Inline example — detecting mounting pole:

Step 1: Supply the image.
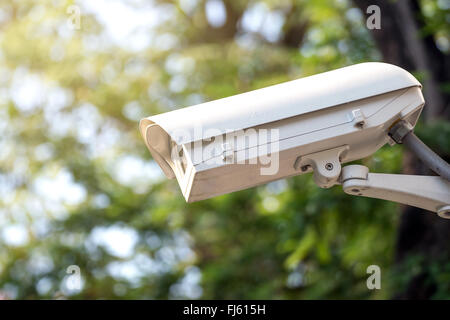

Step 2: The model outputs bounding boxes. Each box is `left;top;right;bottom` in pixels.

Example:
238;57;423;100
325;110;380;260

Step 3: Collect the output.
389;120;450;181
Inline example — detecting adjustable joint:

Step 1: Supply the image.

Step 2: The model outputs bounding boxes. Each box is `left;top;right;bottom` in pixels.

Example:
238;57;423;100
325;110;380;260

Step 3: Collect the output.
388;120;413;144
294;145;349;189
341;165;450;218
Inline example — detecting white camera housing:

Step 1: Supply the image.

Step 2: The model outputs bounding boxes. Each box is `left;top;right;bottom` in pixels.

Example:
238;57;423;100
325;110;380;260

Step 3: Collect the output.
140;62;424;202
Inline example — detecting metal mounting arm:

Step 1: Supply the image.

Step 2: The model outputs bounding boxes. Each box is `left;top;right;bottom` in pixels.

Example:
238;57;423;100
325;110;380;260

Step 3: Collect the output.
340;121;450;218
295;121;450;218
341;165;450;219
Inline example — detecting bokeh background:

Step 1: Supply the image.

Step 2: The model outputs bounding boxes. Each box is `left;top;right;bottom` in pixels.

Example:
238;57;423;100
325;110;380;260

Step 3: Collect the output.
0;0;449;299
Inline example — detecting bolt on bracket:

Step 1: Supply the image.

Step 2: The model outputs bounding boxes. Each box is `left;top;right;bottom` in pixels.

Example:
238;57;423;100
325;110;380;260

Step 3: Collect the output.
294;145;349;188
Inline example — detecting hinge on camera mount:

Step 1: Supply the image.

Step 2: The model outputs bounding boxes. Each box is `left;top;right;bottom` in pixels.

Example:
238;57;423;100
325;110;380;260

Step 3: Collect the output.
294;145;349;189
293;130;450;218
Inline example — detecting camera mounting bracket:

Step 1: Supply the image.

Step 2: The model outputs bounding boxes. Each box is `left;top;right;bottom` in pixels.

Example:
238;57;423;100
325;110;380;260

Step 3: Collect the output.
341;165;450;218
294;145;349;189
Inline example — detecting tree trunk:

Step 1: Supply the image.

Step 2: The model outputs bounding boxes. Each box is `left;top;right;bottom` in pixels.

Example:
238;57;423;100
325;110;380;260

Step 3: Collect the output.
353;0;450;299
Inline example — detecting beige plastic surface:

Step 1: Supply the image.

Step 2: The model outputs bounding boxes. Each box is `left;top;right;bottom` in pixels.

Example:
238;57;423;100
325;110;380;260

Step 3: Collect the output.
140;62;424;202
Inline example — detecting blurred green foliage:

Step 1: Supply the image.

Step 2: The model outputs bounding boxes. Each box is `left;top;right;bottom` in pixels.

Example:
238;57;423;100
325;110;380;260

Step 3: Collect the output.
0;0;448;299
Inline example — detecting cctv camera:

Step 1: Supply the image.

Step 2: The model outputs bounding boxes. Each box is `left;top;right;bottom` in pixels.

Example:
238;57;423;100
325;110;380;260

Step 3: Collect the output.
140;62;424;202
